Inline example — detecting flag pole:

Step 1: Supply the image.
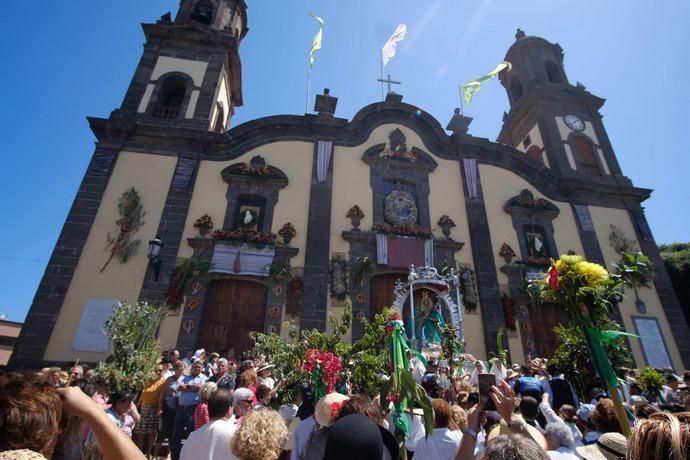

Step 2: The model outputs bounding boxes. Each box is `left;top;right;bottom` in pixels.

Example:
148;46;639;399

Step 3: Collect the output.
380;52;385;101
306;70;311;114
459;85;464;114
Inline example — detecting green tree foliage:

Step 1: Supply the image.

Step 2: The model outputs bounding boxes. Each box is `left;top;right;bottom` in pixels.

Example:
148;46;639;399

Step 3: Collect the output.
249;301;390;404
638;366;665;398
96;301;166;394
659;243;690;325
550;320;633;396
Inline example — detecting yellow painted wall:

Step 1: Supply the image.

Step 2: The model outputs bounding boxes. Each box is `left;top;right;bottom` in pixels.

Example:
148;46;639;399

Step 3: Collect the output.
178;142;313;265
43;152;178;362
480;164;584;361
428;155;484;357
480;165;584;283
589;206;684;370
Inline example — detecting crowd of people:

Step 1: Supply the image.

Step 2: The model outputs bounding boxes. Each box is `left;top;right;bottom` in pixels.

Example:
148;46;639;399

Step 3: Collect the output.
1;346;690;460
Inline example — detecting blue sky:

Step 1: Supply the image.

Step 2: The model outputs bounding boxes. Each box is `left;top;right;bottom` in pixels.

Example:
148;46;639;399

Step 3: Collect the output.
1;1;688;323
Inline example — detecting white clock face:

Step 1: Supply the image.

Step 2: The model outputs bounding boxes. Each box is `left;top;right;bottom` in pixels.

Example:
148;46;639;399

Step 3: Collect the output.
564;114;585;132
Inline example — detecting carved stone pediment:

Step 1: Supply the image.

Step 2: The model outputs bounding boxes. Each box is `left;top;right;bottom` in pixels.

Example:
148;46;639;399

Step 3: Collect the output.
361;129;438;173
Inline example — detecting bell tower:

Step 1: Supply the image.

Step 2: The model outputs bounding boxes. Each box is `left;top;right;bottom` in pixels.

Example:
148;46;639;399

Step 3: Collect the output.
497;29;623;180
114;0;248;132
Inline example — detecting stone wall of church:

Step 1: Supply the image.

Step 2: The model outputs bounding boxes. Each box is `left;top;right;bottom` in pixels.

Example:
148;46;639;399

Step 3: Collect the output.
43;152;178;362
589;205;684;370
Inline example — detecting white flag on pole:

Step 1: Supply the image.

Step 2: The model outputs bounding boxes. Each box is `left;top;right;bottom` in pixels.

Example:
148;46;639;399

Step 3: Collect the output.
381;23;407;67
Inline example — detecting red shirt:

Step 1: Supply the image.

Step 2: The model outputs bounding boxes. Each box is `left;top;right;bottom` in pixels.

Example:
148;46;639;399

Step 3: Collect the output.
193;402;209;429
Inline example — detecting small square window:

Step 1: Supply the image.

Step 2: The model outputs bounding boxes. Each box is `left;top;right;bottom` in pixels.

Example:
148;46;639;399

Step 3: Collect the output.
522;135;532;148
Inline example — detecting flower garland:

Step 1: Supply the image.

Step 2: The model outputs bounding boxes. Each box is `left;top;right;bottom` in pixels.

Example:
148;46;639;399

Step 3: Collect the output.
212;228;276;247
372;223;433;238
302;349;342;403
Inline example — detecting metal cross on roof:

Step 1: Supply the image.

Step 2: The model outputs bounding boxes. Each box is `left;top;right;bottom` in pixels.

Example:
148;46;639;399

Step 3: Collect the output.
377;73;401;94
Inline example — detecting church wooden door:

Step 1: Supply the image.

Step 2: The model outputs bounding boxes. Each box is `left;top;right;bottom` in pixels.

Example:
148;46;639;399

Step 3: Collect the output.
370;274;406;319
530;303;570;358
198;279;267;354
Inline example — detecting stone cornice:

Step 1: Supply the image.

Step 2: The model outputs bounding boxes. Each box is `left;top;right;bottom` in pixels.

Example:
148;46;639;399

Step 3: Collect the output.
87;100;651;208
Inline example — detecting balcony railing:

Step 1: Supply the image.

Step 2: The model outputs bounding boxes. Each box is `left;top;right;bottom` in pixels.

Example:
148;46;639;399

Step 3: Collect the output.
153;105;180;119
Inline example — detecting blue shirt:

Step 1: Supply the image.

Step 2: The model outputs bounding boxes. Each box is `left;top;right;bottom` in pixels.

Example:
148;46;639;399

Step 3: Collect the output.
178;373;208;406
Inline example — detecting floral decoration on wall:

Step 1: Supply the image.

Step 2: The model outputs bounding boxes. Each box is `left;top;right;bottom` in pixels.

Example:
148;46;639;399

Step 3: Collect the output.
372;223;432;238
329;256;349;300
100;187;146;273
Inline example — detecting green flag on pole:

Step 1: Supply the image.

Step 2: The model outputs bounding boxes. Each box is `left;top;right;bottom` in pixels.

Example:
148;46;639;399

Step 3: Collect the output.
460;61;512;105
308;13;324;72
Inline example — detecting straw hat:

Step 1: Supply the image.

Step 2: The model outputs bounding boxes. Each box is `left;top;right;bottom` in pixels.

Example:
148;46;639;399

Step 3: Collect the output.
314;392;350;427
505;369;520;380
257;362;275;373
486;420;548;450
576;432;627;460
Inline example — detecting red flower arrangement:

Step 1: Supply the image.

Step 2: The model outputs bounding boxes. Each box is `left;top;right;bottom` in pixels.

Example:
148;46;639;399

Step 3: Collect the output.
548;265;559;290
385;311;404;334
212;228;277;246
372;223;433;238
303;349;342;395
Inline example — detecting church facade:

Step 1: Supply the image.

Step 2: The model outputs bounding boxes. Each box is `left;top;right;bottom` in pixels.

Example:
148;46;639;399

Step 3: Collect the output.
10;1;689;370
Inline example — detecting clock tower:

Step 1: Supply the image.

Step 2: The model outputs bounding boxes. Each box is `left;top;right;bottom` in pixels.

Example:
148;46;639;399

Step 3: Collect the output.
497;29;624;181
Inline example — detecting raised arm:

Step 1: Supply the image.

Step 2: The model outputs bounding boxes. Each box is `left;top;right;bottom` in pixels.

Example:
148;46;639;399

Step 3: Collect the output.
58;387;146;460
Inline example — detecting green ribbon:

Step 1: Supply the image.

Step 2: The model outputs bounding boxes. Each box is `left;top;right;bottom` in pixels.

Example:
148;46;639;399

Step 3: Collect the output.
583;326;639;388
311;364;326;404
591;329;640;343
389;321;412;438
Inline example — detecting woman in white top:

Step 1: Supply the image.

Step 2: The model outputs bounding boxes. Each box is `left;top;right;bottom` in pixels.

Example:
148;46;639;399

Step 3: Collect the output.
413;399;462;460
539;393;583;446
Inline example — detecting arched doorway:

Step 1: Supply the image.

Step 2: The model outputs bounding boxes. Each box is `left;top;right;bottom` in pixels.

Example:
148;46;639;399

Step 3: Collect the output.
198;279;268;354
